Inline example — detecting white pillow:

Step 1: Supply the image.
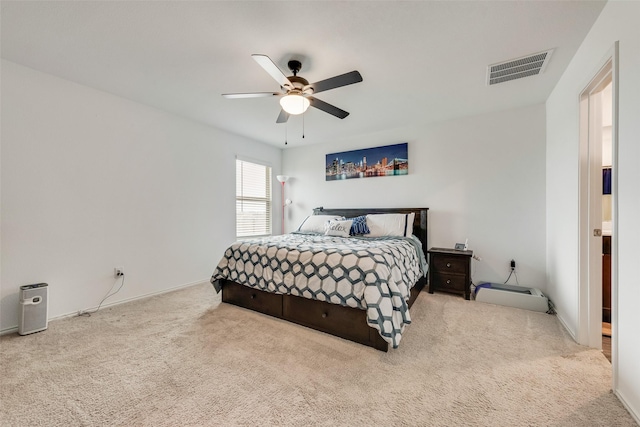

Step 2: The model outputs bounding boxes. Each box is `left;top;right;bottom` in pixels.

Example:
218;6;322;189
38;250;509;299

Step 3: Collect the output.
366;213;415;237
324;219;353;237
297;215;343;234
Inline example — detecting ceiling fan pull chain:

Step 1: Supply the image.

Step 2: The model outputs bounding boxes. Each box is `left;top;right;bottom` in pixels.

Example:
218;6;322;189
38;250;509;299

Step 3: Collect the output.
302;112;305;139
285;121;288;145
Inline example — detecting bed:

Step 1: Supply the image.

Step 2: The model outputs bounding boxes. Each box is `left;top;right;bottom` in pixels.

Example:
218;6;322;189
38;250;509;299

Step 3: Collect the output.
210;207;429;351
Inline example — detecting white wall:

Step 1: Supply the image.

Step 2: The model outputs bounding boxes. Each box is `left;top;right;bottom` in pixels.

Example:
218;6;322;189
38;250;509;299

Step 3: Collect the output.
283;104;546;290
546;1;640;421
0;60;281;331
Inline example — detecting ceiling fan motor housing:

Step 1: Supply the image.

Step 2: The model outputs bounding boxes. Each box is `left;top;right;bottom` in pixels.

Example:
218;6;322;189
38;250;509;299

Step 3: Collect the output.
287;75;312;93
285;60;314;94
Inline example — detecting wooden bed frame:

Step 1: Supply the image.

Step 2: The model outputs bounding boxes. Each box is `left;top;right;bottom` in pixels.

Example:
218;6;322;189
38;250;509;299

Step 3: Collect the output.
220;207;429;352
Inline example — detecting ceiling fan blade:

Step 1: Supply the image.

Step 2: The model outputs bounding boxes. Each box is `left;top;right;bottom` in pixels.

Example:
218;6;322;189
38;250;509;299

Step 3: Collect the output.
307;96;349;119
222;92;280;99
276;109;290;123
308;71;363;94
252;54;294;89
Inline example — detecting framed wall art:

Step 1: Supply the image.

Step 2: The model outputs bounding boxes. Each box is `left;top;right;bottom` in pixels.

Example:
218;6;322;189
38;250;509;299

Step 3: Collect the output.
325;142;408;181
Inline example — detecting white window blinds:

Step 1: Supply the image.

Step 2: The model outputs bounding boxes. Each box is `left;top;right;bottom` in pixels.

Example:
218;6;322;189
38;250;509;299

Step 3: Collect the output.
236;159;272;238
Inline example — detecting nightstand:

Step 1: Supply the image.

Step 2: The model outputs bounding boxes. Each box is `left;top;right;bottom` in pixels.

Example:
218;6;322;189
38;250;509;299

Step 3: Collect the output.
428;247;473;300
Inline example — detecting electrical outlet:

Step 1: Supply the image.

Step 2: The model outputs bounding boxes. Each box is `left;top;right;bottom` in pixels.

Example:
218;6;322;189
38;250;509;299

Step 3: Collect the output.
510;259;516;270
114;267;124;278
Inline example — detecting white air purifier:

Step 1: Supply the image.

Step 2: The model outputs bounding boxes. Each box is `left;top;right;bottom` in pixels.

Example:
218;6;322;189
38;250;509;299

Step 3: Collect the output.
19;283;49;335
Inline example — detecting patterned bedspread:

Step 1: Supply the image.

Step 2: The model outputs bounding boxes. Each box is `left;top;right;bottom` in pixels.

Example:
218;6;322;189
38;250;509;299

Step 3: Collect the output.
210;233;427;348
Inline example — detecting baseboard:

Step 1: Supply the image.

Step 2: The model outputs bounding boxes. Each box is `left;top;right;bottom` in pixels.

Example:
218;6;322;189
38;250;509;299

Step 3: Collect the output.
554;309;577;342
0;279;209;336
615;389;640;425
1;326;19;335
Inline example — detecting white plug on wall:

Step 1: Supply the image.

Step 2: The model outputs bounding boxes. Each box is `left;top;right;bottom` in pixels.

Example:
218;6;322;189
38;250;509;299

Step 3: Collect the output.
114;267;124;278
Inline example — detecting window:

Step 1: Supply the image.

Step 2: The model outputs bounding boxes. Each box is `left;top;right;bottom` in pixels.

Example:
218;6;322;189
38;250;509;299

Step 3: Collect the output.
236;159;272;238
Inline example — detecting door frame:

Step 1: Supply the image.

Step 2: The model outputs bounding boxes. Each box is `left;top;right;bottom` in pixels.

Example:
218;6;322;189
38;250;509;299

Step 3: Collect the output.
577;42;618;386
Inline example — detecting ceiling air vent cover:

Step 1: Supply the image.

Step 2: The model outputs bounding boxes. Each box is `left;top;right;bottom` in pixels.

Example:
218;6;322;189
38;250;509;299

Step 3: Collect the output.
487;49;554;86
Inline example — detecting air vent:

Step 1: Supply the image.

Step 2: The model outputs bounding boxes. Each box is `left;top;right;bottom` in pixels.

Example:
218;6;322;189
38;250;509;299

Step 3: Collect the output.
487;49;554;86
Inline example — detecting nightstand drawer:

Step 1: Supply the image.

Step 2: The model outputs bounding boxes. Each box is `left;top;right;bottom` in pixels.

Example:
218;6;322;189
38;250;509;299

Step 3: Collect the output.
432;257;467;275
433;273;467;292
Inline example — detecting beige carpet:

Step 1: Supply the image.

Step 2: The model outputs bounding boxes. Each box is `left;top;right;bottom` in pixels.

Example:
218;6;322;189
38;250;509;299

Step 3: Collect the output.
0;283;636;426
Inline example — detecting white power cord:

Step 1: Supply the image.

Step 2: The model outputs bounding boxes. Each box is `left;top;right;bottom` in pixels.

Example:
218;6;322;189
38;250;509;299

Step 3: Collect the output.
78;273;126;317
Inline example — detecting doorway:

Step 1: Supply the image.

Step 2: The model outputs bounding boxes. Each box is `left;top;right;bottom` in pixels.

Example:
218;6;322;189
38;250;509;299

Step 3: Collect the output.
578;42;618;379
600;81;613;362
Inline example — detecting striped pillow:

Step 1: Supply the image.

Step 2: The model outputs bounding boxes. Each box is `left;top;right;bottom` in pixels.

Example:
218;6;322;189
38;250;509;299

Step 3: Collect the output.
366;213;415;237
347;215;370;236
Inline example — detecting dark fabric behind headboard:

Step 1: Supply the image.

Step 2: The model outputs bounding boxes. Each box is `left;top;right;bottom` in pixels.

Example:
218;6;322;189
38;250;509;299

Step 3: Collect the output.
312;207;429;255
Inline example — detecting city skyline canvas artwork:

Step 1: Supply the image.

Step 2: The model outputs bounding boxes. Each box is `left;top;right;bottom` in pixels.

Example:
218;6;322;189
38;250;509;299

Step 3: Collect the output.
325;143;408;181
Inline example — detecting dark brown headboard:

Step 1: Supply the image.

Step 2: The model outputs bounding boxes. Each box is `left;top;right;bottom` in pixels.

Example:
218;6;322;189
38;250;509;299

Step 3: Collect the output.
312;207;429;255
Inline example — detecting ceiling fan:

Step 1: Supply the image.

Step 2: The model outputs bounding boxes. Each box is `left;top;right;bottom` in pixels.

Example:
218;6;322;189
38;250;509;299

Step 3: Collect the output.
222;54;363;123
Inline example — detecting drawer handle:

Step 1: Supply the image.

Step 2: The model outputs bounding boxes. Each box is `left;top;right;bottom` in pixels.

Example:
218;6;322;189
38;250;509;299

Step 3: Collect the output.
250;293;256;299
322;312;328;318
446;279;451;284
446;262;451;268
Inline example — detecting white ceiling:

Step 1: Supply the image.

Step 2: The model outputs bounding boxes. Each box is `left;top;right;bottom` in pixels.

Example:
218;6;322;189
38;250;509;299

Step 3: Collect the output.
1;1;606;147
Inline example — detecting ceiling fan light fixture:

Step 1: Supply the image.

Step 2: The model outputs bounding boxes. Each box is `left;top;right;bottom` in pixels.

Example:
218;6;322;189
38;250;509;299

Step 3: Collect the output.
280;93;310;115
